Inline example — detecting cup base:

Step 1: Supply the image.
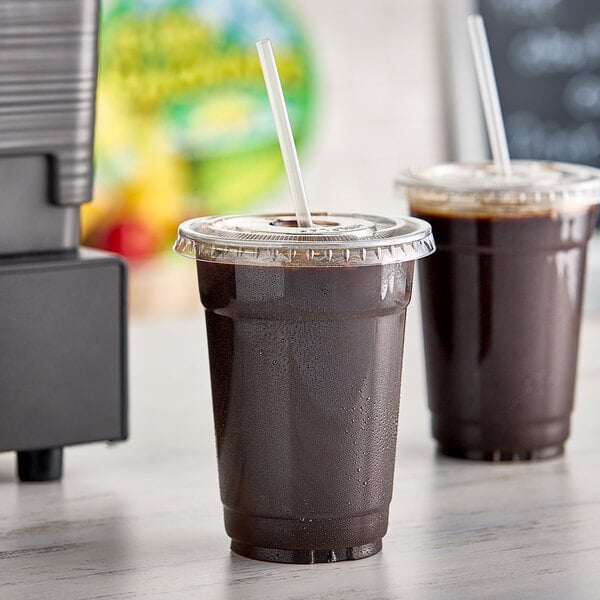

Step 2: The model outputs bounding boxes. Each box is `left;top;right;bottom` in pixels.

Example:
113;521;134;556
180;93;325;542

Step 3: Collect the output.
438;444;564;462
230;539;382;564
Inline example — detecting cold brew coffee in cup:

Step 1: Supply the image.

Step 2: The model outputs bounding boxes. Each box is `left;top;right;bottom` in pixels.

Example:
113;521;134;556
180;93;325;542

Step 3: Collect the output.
174;212;434;562
398;160;600;461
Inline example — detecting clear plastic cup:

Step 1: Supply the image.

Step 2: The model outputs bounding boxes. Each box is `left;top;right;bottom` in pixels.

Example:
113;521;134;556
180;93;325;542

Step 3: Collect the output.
174;212;434;563
397;160;600;461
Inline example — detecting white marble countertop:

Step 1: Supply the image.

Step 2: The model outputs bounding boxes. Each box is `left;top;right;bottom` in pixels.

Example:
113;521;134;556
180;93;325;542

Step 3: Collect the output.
1;304;599;600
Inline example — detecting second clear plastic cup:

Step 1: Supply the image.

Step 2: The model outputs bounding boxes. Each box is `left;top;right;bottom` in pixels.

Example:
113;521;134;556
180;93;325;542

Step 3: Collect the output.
174;212;434;563
398;160;600;461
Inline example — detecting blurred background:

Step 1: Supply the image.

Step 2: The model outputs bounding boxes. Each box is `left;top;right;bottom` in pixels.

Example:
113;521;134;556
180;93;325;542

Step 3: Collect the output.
83;0;600;317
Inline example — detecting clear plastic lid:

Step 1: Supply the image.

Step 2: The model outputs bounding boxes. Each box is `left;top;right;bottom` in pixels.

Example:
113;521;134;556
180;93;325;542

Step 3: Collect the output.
174;212;435;266
397;160;600;214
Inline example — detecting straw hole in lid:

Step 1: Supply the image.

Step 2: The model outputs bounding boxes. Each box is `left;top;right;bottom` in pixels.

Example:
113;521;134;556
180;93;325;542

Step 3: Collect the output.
270;216;342;228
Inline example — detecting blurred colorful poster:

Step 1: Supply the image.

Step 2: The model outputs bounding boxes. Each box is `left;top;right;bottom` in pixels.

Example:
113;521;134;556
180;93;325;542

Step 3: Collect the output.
83;0;316;258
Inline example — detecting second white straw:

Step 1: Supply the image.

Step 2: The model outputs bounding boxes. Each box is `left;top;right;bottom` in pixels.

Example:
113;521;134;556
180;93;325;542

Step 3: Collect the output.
467;14;512;176
256;38;313;227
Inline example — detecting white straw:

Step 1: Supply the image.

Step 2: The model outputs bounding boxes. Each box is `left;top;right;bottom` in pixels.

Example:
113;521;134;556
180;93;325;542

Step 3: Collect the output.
256;39;313;227
467;14;512;176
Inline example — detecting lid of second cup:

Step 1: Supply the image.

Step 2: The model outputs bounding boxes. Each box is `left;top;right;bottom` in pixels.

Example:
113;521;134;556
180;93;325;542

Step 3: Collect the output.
397;160;600;214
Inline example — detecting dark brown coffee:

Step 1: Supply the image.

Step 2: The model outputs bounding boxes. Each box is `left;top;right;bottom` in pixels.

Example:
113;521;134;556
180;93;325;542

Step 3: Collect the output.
197;261;413;562
411;205;597;460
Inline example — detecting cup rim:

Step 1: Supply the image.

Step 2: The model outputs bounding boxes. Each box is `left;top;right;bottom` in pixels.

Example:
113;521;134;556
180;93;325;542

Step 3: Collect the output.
173;212;436;266
396;160;600;213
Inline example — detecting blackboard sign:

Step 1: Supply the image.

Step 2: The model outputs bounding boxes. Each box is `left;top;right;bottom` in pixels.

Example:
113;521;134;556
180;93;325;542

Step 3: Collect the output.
479;0;600;168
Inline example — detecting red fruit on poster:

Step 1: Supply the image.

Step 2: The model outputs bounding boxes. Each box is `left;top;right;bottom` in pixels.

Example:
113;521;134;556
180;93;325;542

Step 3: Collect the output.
97;220;157;259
